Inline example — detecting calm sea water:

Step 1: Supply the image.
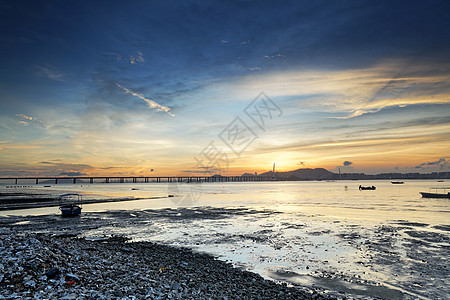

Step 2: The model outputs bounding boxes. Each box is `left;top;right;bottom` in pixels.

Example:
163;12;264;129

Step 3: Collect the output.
2;180;448;224
1;180;449;299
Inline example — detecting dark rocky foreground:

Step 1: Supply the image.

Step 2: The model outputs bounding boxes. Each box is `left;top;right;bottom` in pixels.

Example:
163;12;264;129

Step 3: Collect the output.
0;232;331;299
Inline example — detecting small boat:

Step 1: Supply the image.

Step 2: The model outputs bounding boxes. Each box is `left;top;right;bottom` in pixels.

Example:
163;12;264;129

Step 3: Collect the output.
359;185;376;190
59;193;82;217
391;181;404;184
420;187;450;199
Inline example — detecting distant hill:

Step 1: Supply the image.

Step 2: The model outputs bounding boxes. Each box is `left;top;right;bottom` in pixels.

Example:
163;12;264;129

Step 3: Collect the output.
257;168;335;180
241;172;257;177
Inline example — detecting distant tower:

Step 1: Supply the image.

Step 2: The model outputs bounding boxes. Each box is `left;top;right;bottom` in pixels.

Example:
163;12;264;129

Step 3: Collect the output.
272;163;276;181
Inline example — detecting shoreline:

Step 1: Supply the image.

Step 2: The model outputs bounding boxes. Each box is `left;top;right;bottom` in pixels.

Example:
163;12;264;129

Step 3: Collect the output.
0;194;170;211
1;197;448;299
0;232;329;299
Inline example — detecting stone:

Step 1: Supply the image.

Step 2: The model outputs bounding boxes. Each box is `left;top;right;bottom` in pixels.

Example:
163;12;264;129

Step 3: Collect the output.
59;293;77;300
45;267;60;279
24;280;36;287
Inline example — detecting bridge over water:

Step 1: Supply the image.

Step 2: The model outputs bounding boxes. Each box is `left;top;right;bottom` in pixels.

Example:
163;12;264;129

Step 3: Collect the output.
0;176;281;185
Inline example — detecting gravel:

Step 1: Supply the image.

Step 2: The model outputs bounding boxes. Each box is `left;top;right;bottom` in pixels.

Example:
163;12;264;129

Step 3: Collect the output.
0;231;331;299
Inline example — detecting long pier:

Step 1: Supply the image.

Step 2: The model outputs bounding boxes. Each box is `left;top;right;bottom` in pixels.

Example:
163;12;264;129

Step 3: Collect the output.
0;176;283;185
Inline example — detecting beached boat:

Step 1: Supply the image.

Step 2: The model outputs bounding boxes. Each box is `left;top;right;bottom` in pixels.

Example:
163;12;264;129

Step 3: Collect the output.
391;181;404;184
420;187;450;199
59;193;82;217
359;185;376;190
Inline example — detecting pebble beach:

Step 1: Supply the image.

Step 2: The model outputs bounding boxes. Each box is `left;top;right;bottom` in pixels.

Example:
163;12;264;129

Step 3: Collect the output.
0;231;328;300
1;181;449;299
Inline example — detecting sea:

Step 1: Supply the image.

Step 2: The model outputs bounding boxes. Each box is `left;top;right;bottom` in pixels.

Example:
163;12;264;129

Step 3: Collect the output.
1;180;449;299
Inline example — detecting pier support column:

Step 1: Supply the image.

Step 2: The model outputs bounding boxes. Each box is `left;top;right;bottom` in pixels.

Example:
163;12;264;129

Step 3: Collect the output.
36;179;39;184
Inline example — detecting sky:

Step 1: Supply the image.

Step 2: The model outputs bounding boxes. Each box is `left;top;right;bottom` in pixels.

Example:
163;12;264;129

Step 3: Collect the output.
0;0;449;177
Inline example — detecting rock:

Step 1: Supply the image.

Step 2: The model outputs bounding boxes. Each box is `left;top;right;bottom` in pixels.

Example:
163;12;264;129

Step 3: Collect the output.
65;274;80;282
59;248;74;256
24;280;36;287
171;281;180;291
59;293;77;300
45;267;60;279
0;227;330;300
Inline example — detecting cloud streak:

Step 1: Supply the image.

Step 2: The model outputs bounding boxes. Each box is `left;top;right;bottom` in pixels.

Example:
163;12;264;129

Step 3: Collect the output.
115;83;175;117
16;113;42;126
16;114;33;121
415;158;447;169
229;61;450;119
35;65;65;81
130;51;145;64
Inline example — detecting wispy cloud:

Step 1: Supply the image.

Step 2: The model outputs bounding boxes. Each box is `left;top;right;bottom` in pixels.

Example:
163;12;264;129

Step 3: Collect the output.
336;94;450;119
115;83;175;116
249;67;261;71
130;51;145;64
16;114;33;121
264;53;282;59
415;158;447;169
16;113;42;126
35;64;65;81
0;141;10;151
230;61;450;118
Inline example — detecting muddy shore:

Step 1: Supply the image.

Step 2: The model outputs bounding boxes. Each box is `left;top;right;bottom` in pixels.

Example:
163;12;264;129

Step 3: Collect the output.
0;231;330;299
2;204;448;299
0;192;167;211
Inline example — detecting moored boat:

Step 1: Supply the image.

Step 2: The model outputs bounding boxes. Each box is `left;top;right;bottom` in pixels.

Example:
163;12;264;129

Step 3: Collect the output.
59;193;82;217
359;185;376;190
420;187;450;199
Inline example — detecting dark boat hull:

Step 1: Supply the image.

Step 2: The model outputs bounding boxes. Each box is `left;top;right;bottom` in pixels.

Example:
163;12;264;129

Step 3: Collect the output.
420;192;450;199
359;186;376;190
60;205;82;217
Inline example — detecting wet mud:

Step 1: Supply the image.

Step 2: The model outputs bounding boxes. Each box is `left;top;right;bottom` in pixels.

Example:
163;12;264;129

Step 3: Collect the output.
1;206;449;299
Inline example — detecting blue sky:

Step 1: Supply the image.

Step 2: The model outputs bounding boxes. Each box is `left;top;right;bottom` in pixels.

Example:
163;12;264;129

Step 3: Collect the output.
0;0;449;176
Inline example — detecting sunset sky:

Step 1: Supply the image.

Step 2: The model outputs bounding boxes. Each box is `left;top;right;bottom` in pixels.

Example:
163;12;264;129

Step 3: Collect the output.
0;0;449;177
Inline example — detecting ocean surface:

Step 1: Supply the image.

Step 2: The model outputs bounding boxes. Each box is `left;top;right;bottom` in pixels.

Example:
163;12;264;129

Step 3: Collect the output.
1;180;449;299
